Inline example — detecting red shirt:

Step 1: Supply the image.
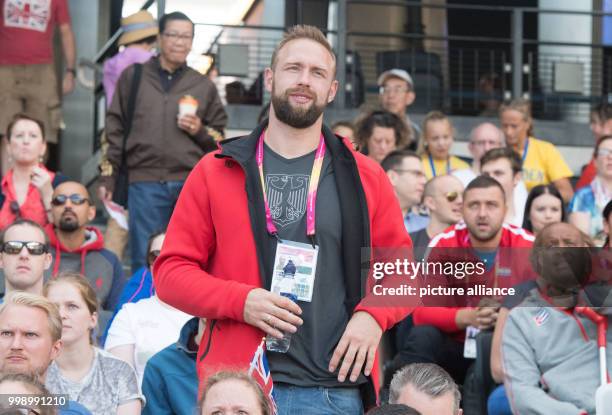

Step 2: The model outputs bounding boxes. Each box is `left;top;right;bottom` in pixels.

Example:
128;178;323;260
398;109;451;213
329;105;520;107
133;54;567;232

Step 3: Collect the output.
0;166;54;229
414;222;535;334
0;0;71;65
576;158;596;190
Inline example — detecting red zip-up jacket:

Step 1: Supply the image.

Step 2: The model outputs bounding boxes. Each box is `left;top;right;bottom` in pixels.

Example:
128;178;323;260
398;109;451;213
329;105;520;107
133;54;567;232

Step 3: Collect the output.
154;124;414;405
415;222;535;335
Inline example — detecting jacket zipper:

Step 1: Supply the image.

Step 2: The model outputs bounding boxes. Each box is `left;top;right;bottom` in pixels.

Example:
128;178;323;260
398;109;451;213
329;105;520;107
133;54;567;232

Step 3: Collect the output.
199;319;217;362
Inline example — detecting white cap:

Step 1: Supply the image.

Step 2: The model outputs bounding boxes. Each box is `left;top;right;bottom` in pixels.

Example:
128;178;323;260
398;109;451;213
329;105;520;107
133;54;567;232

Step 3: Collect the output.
377;69;414;88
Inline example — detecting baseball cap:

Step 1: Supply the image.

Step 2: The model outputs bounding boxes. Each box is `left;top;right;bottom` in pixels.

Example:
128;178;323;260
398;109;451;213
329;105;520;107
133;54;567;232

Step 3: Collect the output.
377;69;414;88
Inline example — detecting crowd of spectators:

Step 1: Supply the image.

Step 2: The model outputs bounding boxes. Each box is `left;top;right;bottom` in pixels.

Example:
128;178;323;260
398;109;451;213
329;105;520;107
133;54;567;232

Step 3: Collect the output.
0;3;611;415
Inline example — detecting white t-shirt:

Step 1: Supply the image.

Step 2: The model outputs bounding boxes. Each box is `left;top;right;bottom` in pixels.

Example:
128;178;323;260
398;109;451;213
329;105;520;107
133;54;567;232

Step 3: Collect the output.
104;296;192;384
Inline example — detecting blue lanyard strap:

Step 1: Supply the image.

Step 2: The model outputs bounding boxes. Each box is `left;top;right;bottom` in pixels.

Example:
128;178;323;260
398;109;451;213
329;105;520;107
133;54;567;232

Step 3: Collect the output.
521;138;529;164
429;154;451;177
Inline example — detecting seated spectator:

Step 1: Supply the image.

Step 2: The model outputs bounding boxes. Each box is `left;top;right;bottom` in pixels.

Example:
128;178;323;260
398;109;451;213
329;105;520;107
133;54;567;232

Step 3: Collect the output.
487;222;592;415
603;199;612;247
377;69;420;144
356;110;411;163
388;177;533;385
410;175;464;261
141;317;203;415
200;371;271;415
108;229;166;326
105;252;192;383
499;98;574;202
418;112;469;179
522;184;566;235
569;135;612;245
389;363;462;415
481;147;527;227
502;223;604;415
452;122;505;187
0;114;68;230
44;273;143;415
0;291;92;414
576;103;612;189
367;403;422;415
0;373;71;415
0;219;51;297
381;150;428;233
332;120;357;149
46;181;125;330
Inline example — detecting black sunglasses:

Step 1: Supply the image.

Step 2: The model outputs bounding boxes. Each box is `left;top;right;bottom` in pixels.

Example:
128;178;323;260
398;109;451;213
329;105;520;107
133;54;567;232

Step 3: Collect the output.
51;194;90;207
1;241;48;255
148;249;161;267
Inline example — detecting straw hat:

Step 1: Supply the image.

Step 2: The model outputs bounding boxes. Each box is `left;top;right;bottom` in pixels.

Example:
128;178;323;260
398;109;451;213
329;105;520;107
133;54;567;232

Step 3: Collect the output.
118;10;158;47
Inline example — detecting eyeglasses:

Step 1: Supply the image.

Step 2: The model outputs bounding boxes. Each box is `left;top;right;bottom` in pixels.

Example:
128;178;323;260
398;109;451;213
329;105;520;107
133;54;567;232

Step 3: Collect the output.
471;140;501;148
51;194;90;207
148;249;161;267
442;191;462;202
162;32;193;42
597;148;612;158
379;86;410;95
393;169;426;179
1;241;48;255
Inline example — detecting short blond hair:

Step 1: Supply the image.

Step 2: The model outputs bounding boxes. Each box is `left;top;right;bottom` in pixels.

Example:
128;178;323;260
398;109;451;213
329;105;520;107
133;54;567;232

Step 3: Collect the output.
0;292;62;343
270;25;336;72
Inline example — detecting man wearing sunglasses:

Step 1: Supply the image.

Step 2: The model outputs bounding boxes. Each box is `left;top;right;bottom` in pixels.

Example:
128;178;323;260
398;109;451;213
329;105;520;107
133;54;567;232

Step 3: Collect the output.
410;175;464;262
46;182;125;334
0;219;51;299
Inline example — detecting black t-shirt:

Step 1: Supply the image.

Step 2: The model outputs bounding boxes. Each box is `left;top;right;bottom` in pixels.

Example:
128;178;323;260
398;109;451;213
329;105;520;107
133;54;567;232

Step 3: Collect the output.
409;228;431;262
259;144;366;387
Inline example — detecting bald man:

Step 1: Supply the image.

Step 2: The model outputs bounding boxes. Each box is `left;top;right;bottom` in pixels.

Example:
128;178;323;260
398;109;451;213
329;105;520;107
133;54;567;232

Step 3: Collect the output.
46;181;125;331
452;122;505;187
410;175;464;261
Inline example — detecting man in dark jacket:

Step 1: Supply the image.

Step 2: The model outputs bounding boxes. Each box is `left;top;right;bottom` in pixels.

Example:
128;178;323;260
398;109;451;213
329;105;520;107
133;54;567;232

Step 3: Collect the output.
100;11;227;272
46;181;124;332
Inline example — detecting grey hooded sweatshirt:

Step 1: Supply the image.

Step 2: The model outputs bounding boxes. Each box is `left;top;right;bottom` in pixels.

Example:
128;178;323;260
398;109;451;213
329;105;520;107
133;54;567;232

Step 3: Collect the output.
502;288;612;415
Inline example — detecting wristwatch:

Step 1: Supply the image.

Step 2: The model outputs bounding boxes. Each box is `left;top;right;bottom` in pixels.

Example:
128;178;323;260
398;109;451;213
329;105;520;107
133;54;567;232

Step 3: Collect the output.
66;68;76;76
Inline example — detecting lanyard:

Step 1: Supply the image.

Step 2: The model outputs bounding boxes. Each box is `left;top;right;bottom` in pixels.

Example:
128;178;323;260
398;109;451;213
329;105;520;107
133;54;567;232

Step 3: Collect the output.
521;138;529;164
256;131;326;238
429;154;451;177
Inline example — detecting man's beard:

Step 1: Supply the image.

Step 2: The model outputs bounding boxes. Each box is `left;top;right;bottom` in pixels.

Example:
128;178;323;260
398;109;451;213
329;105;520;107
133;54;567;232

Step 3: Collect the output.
58;214;79;232
271;87;326;129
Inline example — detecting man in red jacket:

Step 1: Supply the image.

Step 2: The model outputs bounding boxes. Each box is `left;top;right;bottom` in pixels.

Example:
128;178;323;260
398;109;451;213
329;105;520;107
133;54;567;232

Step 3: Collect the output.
386;175;534;385
154;25;413;413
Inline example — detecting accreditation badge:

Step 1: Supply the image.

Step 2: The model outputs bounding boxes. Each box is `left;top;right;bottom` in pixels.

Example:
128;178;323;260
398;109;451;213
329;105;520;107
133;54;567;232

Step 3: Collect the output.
463;326;480;359
270;240;319;302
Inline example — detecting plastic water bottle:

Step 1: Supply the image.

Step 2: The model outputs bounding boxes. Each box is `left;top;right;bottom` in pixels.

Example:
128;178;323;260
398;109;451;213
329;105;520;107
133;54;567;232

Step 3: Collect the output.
266;273;298;353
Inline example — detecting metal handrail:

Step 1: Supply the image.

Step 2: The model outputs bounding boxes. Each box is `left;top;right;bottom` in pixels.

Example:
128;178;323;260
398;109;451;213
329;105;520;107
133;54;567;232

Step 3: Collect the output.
347;0;612;16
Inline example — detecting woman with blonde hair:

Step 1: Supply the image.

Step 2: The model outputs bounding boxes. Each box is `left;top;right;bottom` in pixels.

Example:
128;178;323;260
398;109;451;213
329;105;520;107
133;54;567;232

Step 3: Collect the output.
418;111;469;179
44;272;143;415
499;98;574;202
200;371;272;415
